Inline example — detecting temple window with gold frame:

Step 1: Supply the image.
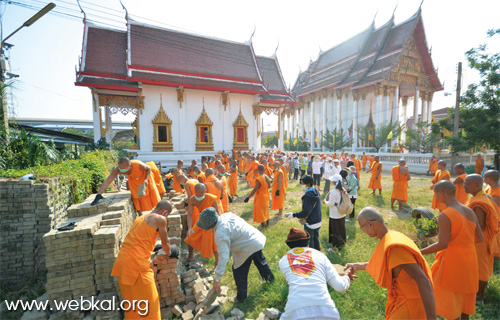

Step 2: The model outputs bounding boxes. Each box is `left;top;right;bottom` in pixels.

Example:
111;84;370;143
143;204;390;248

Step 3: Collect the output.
195;102;214;151
233;108;249;150
152;95;173;151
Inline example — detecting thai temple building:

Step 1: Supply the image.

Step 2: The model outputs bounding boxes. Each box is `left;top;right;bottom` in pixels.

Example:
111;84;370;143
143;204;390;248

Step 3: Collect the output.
75;18;293;162
289;8;443;152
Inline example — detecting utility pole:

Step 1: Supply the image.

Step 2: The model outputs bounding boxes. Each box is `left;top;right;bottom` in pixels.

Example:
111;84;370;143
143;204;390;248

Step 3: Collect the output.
452;62;462;168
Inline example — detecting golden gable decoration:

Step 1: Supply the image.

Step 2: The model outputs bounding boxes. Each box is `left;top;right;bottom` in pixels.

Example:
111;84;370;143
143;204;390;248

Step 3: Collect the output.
233;106;249;150
195;98;214;151
152;94;173;151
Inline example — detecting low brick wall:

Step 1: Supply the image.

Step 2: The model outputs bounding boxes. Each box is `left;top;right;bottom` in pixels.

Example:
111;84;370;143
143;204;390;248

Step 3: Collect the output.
0;178;71;287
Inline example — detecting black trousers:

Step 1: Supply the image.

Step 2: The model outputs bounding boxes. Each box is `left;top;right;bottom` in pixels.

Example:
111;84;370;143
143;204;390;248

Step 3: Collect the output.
294;168;299;180
349;197;357;219
233;250;274;301
304;225;320;251
313;173;322;186
323;179;331;194
300;169;306;177
329;217;346;249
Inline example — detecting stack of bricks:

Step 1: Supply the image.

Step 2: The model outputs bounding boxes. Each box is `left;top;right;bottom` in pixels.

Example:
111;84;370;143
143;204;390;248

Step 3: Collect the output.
0;178;71;288
92;225;121;297
43;213;102;305
168;192;189;239
152;247;185;308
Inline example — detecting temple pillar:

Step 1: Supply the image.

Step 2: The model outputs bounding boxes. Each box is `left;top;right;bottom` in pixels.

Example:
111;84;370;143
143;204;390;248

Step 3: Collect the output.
104;107;112;148
413;87;419;129
421;91;428;126
392;87;399;124
336;90;342;132
300;106;304;137
383;87;390;124
427;92;434;123
353;91;360;152
91;92;101;143
310;97;314;151
375;85;384;128
278;109;283;150
401;96;409;144
322;94;327;150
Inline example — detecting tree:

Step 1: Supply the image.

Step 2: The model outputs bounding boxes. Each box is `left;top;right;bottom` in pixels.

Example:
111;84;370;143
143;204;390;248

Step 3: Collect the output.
284;136;310;151
321;129;349;151
454;28;500;153
368;122;404;152
406;121;440;153
62;127;93;139
262;135;278;148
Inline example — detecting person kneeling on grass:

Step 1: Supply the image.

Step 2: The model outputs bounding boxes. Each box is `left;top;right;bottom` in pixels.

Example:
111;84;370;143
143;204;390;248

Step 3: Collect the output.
279;228;356;320
197;207;275;303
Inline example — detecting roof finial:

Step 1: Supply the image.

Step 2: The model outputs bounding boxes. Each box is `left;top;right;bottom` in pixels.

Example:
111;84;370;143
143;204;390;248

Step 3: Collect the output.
119;0;129;21
247;24;256;44
239;100;242;112
203;97;205;109
392;2;398;18
273;41;280;57
160;93;163;107
76;0;86;23
372;9;378;25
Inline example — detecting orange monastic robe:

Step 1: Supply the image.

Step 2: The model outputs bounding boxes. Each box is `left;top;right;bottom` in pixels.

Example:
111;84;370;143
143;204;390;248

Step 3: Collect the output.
485;186;500;257
244;161;252;182
391;165;408;202
250;160;259;187
429;158;438;174
271;169;285;210
466;192;500;281
184;194;218;258
220;176;229;213
146;161;166;194
353;158;361;176
253;175;270;223
362;154;367;169
475;158;484;174
368;162;383;190
238;158;244;173
205;175;224;214
368;156;375;167
198;172;206;183
223;156;230;171
455;173;469;205
172;168;184;193
366;231;433;320
431;208;478;319
280;164;289;190
264;165;273;177
128;160;161;212
185;179;199;196
228;169;238;196
111;215;161;319
431;170;451;211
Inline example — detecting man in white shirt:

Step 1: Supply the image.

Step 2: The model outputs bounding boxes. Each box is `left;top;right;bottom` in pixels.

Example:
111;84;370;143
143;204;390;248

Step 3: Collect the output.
279;228;355;320
323;157;334;194
293;157;300;180
332;159;341;175
196;208;275;302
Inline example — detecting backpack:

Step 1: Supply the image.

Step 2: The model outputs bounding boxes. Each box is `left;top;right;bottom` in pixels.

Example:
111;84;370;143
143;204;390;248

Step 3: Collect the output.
337;189;354;216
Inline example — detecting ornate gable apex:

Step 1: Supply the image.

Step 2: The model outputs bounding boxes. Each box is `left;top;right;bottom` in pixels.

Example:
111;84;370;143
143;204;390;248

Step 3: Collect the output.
233;108;249;127
152;96;172;124
196;105;213;126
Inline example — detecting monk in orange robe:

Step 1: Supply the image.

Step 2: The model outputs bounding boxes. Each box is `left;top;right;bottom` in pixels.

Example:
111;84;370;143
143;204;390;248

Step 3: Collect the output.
345;207;436;320
228;160;239;198
362;152;368;170
244;165;271;228
216;165;230;213
204;169;224;214
391;159;411;210
368;155;375;168
271;162;285;218
146;161;166;198
261;159;273;177
183;175;199;200
428;155;438;176
172;160;184;193
430;160;451;211
93;157;160;215
421;181;483;319
474;154;484;174
453;163;469;204
244;156;253;187
367;156;383;195
238;156;244;174
184;184;219;264
111;200;176;319
464;174;500;300
198;164;207;183
351;154;362;177
484;170;500;259
279;158;289;192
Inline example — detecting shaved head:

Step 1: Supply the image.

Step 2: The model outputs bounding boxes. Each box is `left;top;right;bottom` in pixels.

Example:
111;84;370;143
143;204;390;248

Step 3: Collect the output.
201;163;208;171
358;207;384;224
399;159;406;165
464;174;483;195
454;163;465;171
153;200;172;213
273;161;280;168
438;160;446;168
178;160;184;165
194;183;206;192
118;157;131;165
484;170;500;181
434;180;456;196
257;164;265;173
177;174;188;183
205;168;214;176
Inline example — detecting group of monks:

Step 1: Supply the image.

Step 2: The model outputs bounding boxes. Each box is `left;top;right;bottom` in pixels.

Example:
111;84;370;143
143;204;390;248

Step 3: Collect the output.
93;150;499;320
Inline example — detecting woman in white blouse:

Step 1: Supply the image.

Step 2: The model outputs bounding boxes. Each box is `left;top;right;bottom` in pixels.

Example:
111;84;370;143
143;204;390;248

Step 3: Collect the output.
324;174;346;253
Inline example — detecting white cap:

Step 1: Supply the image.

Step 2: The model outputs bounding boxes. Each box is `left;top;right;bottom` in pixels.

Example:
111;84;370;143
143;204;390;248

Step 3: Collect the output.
329;174;342;182
333;159;340;163
326;157;332;161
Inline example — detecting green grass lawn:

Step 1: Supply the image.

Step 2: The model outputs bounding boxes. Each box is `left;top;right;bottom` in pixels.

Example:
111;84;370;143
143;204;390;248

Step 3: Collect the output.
201;171;500;319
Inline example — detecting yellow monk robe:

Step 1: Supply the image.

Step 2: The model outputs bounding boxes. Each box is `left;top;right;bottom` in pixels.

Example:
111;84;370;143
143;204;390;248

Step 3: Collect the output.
353;158;361;176
172;168;184;193
184;194;218;258
253;175;270;223
391;165;408;202
250;160;259;187
431;208;478;319
485;186;500;257
129;160;161;212
208;161;215;169
198;172;206;183
205;175;224;214
271;169;285;210
146;161;166;194
220;176;229;213
111;215;161;319
368;156;375;167
366;231;433;320
280;164;289;190
223;156;230;171
431;170;451;211
228;169;238;196
429;158;438;174
244;161;252;183
268;157;274;165
368;162;383;190
264;165;273;177
362;154;367;169
467;192;500;281
475;157;484;174
185;178;199;196
455;173;469;205
238;157;244;174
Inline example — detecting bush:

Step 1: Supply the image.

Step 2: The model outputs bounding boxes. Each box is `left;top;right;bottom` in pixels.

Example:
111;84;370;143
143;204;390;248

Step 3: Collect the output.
0;150;117;203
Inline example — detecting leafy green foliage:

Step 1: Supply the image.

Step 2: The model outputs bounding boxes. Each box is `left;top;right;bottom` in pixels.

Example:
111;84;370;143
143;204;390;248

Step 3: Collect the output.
322;129;350;151
370;122;404;152
284;136;310;151
86;136;110;151
262;135;278;148
405;121;440;153
0;150;117;203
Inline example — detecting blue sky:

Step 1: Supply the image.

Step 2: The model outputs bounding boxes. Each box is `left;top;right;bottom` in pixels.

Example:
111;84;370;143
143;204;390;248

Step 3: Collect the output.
2;0;499;125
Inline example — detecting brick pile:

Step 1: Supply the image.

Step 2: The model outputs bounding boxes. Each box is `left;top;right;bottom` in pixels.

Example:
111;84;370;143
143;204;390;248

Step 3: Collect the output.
152;247;185;308
0;178;71;287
